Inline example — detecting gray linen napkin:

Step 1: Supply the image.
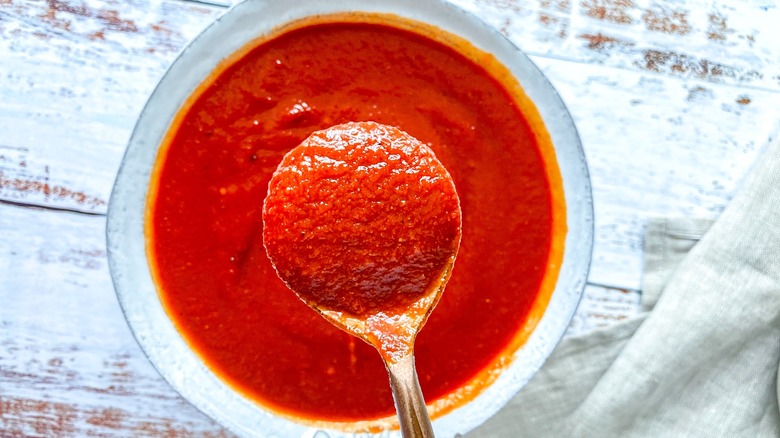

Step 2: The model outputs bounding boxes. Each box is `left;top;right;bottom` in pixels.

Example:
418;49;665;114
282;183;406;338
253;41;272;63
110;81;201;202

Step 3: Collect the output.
470;135;780;437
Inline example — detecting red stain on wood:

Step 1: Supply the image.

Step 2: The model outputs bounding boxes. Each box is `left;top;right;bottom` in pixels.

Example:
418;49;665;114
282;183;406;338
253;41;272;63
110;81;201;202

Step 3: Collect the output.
148;20;179;52
105;354;134;382
538;11;569;37
0;396;233;436
81;384;133;396
0;369;42;381
498;18;511;37
0;173;106;208
539;12;555;25
686;85;714;102
707;12;730;41
537;0;571;39
53;248;104;270
12;0;199;56
88;30;105;40
150;21;173;36
581;0;634;25
638;49;762;83
95;9;137;33
642;6;691;35
40;0;137;34
86;407;125;429
578;33;634;51
0;398;77;436
538;0;571;12
45;0;88;17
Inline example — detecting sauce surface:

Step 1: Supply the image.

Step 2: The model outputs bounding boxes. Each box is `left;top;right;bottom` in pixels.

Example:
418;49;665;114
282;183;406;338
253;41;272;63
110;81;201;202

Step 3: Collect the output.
148;21;555;422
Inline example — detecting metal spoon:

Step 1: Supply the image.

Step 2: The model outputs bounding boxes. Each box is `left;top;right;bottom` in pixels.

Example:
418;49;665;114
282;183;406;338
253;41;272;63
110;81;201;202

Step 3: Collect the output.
311;255;456;438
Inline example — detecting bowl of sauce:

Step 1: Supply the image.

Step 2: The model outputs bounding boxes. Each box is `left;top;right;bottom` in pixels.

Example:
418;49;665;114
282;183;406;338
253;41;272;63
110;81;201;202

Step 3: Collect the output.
107;0;593;436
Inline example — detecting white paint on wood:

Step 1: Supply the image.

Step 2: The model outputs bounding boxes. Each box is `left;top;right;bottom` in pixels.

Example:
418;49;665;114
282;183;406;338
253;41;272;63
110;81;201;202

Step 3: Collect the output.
536;58;780;289
0;0;220;213
452;0;780;90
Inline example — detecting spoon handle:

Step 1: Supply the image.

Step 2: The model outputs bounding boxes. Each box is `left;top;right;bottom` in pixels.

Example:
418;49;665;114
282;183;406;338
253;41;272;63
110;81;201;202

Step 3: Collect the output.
386;354;435;438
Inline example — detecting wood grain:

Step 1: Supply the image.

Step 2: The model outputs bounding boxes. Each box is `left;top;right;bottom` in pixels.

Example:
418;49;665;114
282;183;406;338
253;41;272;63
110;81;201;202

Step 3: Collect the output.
0;0;220;214
452;0;780;90
537;59;780;289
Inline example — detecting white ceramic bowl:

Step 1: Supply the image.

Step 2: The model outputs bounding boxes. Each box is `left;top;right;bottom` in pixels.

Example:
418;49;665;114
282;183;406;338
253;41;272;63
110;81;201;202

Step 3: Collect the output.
107;0;593;436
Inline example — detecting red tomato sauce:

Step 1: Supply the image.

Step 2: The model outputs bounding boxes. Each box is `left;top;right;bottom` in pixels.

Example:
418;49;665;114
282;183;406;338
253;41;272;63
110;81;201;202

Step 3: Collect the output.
148;20;556;423
263;121;462;364
263;122;461;319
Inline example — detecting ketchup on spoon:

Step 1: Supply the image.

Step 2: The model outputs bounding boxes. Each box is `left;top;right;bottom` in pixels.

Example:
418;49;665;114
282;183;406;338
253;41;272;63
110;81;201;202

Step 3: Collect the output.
263;121;462;437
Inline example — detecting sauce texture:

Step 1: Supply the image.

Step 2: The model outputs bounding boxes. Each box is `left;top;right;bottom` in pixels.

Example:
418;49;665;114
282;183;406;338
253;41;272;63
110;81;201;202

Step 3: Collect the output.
263;121;461;363
148;20;557;423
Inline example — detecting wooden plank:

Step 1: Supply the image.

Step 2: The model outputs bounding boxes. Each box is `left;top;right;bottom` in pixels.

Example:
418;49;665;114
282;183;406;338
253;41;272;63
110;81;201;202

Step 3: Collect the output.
535;58;780;289
0;0;221;214
0;203;231;436
452;0;780;90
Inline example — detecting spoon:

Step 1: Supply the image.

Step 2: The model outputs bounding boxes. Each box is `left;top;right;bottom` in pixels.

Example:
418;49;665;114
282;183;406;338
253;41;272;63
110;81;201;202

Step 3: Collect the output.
262;121;462;437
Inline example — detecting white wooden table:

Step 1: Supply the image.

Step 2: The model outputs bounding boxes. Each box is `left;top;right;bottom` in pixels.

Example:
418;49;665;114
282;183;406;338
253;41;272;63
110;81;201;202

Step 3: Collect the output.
1;0;778;435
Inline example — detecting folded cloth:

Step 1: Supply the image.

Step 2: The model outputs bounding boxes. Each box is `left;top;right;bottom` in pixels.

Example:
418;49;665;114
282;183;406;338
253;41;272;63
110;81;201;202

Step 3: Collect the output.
470;135;780;437
640;218;713;312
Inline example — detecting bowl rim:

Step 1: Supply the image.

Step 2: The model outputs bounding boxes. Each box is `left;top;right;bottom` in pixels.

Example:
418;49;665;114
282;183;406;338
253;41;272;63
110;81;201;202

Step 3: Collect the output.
106;0;593;437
